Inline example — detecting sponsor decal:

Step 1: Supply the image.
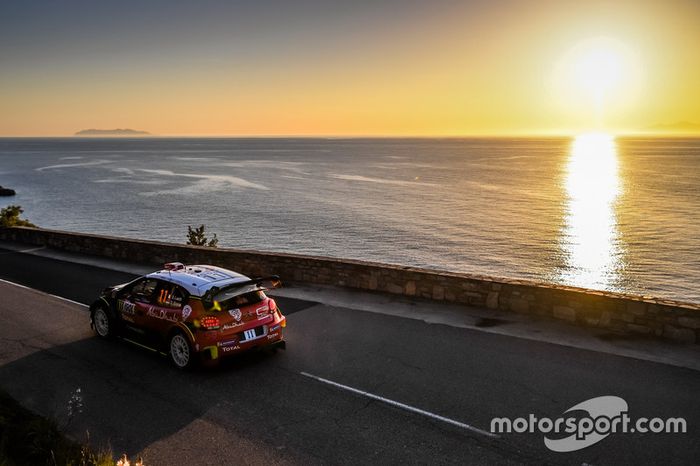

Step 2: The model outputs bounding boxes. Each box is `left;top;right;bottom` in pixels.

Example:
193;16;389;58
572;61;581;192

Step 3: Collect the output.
222;323;241;331
270;324;281;331
228;308;242;321
182;305;193;320
146;306;180;323
217;339;238;347
117;300;136;315
255;304;269;316
158;288;183;307
221;345;241;352
121;314;135;323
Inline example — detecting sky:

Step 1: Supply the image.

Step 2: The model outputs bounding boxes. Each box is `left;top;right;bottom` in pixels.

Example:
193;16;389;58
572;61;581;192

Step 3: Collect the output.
1;0;699;136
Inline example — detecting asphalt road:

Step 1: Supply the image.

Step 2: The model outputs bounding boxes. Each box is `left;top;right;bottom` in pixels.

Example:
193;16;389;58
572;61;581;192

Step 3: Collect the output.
0;247;698;465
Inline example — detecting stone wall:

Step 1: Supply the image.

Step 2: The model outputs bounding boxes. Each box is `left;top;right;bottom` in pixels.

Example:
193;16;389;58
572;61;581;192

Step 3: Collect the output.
2;226;699;343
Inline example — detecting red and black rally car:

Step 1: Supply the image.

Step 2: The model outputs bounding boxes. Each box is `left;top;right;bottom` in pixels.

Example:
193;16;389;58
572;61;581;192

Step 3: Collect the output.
90;263;286;368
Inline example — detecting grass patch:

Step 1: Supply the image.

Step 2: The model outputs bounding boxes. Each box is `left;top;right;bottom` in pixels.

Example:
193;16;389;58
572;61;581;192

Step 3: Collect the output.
0;388;113;466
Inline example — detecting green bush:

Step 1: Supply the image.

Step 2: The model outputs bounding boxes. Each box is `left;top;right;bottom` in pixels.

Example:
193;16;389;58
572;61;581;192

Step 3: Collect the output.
0;205;36;228
186;224;218;247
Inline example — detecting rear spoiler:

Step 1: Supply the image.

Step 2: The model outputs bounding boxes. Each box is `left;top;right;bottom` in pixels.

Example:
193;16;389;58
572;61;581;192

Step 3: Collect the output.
202;275;281;307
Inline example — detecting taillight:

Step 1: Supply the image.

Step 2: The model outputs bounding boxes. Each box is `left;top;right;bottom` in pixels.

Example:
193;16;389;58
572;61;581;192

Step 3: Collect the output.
200;316;220;330
268;298;277;312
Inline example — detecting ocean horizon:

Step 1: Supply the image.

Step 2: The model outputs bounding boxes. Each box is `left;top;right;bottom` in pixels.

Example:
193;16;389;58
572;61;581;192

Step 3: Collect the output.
1;136;698;303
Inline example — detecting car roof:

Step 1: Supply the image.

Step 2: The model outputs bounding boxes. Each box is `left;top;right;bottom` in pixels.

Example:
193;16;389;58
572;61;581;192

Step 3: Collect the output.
147;264;250;297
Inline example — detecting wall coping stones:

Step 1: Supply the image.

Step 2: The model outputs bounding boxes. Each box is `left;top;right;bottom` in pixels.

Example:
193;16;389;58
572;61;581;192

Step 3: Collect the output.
1;226;698;343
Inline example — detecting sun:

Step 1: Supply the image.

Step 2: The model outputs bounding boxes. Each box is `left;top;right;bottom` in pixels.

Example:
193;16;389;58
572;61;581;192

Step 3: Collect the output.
573;44;624;102
552;37;641;128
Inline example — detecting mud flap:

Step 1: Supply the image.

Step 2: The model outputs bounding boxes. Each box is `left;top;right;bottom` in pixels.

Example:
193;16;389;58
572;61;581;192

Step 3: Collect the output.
274;340;286;350
203;345;219;360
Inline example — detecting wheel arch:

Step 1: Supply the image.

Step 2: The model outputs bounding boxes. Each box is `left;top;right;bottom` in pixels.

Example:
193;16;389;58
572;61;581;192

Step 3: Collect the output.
90;297;111;312
89;297;114;325
166;322;196;345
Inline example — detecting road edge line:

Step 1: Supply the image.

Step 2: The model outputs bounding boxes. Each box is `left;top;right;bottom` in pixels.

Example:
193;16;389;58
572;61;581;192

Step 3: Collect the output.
299;371;500;439
0;278;89;308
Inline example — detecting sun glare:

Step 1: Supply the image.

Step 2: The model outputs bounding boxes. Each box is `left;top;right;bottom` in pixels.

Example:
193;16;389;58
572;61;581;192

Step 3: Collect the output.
559;132;622;289
552;37;641;127
574;47;624;102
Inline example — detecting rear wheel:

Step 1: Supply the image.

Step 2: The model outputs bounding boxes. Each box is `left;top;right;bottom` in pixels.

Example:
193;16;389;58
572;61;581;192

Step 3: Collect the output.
169;332;194;369
92;307;114;339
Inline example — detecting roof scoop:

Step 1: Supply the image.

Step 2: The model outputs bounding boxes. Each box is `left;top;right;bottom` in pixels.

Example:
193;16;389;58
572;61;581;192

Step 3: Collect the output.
164;262;185;271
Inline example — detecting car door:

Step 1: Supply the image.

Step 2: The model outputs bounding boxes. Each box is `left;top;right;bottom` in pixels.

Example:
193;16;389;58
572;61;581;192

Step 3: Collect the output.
140;280;189;335
115;278;158;329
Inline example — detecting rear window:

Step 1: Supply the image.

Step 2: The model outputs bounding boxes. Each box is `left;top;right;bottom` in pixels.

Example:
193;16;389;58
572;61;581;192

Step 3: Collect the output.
202;276;280;309
219;291;266;310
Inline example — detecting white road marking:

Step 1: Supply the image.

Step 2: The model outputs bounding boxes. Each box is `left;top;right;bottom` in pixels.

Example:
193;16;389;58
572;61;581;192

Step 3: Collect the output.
49;294;89;308
0;278;89;308
299;371;500;439
0;277;33;290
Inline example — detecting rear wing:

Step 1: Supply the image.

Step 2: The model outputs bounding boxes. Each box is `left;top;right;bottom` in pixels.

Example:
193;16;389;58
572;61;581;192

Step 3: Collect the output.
201;275;281;307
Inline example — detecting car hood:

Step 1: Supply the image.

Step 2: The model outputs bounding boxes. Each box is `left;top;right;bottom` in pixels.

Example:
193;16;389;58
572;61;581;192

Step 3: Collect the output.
102;282;130;296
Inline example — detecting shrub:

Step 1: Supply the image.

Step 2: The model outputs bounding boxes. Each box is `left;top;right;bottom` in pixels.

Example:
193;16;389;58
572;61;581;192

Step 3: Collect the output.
0;205;36;228
186;225;219;247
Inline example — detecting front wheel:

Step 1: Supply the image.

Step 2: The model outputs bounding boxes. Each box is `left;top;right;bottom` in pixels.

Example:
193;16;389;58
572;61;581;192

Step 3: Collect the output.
169;332;195;369
92;307;114;339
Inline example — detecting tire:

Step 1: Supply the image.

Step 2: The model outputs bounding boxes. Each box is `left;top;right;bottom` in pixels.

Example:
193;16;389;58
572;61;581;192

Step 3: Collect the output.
92;306;114;339
168;332;195;369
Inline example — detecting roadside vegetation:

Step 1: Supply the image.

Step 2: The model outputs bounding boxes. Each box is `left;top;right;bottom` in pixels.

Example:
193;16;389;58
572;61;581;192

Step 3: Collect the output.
0;388;113;465
186;224;218;247
0;205;36;228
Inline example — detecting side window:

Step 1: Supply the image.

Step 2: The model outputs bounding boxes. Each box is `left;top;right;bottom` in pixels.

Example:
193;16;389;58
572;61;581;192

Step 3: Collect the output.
130;279;158;304
155;282;188;309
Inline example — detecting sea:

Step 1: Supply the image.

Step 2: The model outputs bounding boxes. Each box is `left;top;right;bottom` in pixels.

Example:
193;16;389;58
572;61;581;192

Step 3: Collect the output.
1;136;698;303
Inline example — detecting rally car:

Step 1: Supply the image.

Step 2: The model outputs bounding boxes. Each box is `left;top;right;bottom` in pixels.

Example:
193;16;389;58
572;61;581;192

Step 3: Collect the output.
89;263;286;369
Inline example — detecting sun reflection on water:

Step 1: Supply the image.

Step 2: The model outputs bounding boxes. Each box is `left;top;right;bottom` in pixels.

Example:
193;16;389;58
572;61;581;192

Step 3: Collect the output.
560;133;622;289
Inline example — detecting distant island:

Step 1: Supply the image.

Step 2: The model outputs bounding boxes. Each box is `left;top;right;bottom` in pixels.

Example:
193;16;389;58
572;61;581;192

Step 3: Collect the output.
646;121;700;134
75;128;151;136
0;186;16;196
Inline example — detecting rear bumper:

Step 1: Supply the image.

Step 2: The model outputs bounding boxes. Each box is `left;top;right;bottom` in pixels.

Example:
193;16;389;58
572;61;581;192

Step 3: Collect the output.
194;314;287;360
201;336;285;361
199;315;286;360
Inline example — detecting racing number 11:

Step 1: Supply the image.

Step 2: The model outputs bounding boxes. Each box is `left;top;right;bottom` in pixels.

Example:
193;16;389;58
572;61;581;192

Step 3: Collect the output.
243;329;256;340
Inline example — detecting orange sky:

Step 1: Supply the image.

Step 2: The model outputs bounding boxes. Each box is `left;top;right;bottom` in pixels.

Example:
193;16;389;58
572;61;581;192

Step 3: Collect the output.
1;0;699;136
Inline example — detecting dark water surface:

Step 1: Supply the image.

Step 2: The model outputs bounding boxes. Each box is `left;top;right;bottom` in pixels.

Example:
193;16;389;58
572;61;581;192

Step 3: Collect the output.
1;136;698;302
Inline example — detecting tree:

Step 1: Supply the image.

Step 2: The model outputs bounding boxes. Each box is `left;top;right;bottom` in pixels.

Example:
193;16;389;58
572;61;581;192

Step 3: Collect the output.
0;205;36;228
186;224;218;247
